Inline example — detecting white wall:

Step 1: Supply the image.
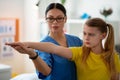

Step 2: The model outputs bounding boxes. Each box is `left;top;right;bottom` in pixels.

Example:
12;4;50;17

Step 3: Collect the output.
23;0;39;73
0;0;25;74
38;0;120;21
0;0;24;40
64;0;120;21
37;0;120;20
24;0;40;42
0;0;40;74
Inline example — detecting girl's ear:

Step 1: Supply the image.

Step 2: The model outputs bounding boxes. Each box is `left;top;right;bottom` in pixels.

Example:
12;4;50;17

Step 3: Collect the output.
101;33;107;39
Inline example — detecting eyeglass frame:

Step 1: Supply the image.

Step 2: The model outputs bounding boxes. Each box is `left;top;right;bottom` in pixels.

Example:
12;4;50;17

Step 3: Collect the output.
46;17;65;23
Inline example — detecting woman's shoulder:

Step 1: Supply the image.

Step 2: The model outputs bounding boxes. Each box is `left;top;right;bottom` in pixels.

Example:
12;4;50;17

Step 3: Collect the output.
40;36;54;42
65;34;79;38
65;34;82;41
65;34;83;45
40;36;60;45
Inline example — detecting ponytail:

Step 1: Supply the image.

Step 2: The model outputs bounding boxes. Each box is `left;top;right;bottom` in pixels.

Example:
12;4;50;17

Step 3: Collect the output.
103;24;118;80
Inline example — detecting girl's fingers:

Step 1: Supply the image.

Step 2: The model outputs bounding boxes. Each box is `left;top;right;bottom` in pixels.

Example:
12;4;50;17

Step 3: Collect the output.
5;42;19;46
10;44;28;53
5;42;33;54
5;42;24;47
5;42;29;50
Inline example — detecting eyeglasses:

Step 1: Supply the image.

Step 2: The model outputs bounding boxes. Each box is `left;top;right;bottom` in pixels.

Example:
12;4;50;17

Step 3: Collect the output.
46;17;65;23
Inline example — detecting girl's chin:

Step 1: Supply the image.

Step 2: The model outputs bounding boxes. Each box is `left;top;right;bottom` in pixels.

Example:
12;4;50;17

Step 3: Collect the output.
85;45;91;48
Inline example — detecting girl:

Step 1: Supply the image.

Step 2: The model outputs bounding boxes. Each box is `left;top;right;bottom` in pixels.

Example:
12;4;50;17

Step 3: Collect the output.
6;18;120;80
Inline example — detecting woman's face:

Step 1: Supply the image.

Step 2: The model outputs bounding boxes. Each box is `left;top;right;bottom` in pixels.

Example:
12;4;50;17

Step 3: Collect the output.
46;9;67;33
83;25;105;48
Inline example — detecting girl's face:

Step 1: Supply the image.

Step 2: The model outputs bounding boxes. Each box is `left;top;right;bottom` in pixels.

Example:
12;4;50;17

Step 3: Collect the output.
46;9;67;33
83;25;105;48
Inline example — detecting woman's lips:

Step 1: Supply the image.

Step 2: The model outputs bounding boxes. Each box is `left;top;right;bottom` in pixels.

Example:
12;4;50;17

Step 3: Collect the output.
52;26;59;29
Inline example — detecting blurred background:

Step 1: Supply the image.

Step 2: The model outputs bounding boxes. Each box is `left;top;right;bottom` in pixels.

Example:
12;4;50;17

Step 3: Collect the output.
0;0;120;79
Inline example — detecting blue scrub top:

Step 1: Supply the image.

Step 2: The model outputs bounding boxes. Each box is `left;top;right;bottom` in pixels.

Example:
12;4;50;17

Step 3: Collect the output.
35;34;83;80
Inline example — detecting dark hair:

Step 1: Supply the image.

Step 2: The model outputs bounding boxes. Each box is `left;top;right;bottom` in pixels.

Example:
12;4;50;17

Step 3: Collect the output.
45;3;67;16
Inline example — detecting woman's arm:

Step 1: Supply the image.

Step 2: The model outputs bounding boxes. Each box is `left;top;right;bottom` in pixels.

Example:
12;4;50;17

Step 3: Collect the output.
31;52;52;76
30;51;52;76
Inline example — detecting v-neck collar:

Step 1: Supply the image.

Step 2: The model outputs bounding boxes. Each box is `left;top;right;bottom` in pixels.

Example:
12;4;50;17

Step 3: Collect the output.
47;34;69;47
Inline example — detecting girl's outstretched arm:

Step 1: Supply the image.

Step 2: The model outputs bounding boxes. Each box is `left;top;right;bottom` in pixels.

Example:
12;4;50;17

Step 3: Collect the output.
5;42;52;75
6;42;72;59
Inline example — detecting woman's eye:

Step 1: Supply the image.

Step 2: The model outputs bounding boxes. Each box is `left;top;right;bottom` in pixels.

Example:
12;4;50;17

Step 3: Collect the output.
49;18;54;20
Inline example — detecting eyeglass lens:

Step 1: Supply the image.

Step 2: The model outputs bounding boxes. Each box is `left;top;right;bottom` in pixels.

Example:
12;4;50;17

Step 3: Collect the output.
46;17;64;23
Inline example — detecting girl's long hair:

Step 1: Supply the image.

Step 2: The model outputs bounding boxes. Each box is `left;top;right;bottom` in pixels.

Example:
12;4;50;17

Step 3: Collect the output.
81;18;118;80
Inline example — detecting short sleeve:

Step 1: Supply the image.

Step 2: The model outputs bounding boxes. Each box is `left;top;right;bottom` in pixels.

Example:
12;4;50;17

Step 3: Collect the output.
35;50;53;79
70;47;82;61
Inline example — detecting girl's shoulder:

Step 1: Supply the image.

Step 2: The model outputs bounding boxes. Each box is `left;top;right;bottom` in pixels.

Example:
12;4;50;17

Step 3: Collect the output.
114;53;120;72
70;47;83;61
70;47;83;54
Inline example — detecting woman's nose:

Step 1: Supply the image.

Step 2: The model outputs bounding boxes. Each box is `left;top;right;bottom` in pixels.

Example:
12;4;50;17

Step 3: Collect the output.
52;19;58;23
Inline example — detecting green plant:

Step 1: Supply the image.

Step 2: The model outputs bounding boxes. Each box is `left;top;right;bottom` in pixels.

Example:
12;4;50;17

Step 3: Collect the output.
60;0;66;5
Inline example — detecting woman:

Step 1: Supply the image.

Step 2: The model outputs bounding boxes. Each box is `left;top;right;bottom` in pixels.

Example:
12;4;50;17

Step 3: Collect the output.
37;3;83;80
10;3;82;80
6;18;120;80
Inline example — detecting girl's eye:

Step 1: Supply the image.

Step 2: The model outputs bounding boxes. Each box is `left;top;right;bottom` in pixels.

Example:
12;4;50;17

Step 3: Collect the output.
83;32;86;35
89;33;95;36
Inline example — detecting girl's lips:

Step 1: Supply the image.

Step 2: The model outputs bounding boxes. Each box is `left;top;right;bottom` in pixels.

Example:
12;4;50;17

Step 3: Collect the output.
85;42;90;44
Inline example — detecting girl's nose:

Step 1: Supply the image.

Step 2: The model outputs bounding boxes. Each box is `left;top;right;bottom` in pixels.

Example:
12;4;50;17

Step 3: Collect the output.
84;35;89;40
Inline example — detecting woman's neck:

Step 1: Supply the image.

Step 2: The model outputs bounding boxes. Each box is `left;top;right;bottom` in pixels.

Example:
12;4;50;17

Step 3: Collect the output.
49;32;65;40
49;32;67;47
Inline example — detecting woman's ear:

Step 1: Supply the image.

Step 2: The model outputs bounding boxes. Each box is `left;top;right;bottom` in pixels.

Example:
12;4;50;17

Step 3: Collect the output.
64;16;67;23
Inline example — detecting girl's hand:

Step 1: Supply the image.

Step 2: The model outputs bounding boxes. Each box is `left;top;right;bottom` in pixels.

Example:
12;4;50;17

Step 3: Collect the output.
5;42;34;55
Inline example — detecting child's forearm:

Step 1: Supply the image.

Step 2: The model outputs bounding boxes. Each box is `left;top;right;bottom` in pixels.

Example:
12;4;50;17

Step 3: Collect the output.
26;42;72;59
25;42;57;53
